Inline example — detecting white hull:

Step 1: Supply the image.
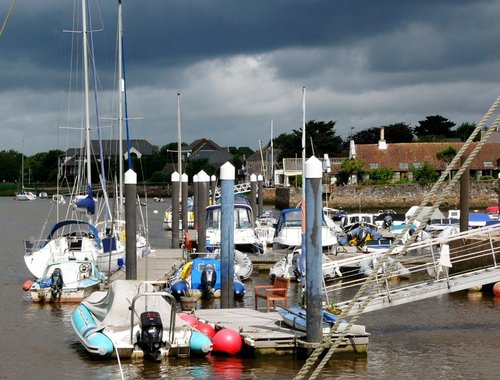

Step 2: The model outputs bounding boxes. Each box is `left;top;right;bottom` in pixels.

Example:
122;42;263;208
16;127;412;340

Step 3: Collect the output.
27;259;105;304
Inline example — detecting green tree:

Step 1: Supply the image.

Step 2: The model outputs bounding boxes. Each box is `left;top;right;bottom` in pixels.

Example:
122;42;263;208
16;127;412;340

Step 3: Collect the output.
274;120;343;161
414;115;456;141
0;150;21;182
436;145;457;166
185;158;215;180
383;123;415;143
339;157;365;184
29;149;63;184
455;122;479;142
346;122;414;147
412;161;439;185
369;167;394;184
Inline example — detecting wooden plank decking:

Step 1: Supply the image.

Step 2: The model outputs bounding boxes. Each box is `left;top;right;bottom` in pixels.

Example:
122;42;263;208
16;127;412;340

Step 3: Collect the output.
195;308;369;355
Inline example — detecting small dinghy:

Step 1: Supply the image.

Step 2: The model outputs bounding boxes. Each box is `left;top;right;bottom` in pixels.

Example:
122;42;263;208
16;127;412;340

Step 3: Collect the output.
278;305;365;335
169;257;246;300
71;280;212;360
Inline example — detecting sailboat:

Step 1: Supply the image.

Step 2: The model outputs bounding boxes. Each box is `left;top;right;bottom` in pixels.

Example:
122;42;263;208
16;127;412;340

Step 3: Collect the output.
23;0;148;286
16;148;36;201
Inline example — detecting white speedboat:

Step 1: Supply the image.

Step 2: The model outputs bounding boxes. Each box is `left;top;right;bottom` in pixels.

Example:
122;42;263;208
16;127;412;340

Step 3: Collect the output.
272;208;338;256
205;196;263;254
269;248;342;281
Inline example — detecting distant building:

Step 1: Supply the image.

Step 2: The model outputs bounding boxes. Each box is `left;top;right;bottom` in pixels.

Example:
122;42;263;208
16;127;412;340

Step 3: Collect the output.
245;141;281;185
354;141;500;181
188;139;233;170
60;139;156;183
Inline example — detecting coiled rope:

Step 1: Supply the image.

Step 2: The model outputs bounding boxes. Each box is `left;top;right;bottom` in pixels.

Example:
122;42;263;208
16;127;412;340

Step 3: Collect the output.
294;96;500;380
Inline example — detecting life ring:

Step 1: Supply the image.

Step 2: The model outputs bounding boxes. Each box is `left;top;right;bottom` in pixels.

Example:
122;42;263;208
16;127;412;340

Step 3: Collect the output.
79;263;91;274
180;261;193;280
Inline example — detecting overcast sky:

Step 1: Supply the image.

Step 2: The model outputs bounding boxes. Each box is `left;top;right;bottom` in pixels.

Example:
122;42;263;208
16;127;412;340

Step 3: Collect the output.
2;0;500;155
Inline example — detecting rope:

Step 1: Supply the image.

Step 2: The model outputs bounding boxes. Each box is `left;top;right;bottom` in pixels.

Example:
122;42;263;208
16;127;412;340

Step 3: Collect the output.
0;0;17;37
294;96;500;380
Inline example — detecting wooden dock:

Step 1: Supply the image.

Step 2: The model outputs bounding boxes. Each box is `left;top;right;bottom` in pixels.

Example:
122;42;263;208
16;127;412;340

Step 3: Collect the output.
109;247;370;356
195;308;369;356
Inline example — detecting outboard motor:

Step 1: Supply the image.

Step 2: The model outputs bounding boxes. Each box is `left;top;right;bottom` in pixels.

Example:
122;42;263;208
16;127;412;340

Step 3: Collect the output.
201;263;217;299
383;215;393;229
138;311;163;361
50;268;64;301
357;227;369;246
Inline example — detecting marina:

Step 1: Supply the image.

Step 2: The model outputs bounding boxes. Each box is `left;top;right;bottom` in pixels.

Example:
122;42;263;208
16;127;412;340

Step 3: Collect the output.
3;197;500;379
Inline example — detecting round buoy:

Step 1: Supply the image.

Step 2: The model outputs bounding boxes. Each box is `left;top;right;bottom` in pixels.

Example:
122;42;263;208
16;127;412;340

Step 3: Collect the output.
171;280;189;298
190;330;213;356
233;283;246;300
493;282;500;297
212;328;242;355
196;323;216;339
178;312;198;327
22;280;33;291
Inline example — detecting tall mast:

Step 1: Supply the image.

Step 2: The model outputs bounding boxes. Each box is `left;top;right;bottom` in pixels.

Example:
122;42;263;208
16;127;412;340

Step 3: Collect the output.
177;91;182;175
301;87;306;200
82;0;92;187
118;0;124;215
270;119;274;186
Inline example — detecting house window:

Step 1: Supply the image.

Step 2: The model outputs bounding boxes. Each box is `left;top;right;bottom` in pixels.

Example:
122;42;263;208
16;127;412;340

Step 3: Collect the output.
369;163;378;169
413;162;421;168
399;163;409;170
484;162;493;168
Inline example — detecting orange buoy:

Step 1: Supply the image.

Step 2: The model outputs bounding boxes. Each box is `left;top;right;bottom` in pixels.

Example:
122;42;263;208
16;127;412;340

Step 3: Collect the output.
493;282;500;297
22;280;33;291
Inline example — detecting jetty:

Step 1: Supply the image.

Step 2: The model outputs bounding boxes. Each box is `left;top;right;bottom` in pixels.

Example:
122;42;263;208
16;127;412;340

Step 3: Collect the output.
108;248;370;357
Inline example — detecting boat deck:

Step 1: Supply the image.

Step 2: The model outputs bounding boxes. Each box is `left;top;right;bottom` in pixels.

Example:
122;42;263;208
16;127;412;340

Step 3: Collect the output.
194;308;369;355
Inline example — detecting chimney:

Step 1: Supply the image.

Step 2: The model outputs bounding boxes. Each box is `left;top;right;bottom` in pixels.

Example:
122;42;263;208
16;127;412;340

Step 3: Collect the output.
349;140;356;159
378;127;387;150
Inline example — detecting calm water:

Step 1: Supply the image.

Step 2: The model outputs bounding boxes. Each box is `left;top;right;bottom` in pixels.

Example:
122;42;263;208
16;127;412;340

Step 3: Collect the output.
1;197;500;379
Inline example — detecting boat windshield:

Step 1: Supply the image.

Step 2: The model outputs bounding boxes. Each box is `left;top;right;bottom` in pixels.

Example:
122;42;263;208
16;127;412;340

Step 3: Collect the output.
206;206;253;229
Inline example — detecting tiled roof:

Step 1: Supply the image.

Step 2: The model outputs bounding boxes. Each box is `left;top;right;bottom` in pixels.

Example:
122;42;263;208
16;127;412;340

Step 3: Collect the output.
355;142;500;171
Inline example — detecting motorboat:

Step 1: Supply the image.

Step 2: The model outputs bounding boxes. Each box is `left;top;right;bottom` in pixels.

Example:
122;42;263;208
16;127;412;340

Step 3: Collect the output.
272;208;338;256
269;248;342;281
71;280;212;360
163;198;195;230
205;196;264;254
254;210;278;247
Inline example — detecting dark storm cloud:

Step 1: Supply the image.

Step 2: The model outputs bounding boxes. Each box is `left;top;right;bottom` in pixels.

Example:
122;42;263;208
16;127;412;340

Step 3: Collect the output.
1;0;500;154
